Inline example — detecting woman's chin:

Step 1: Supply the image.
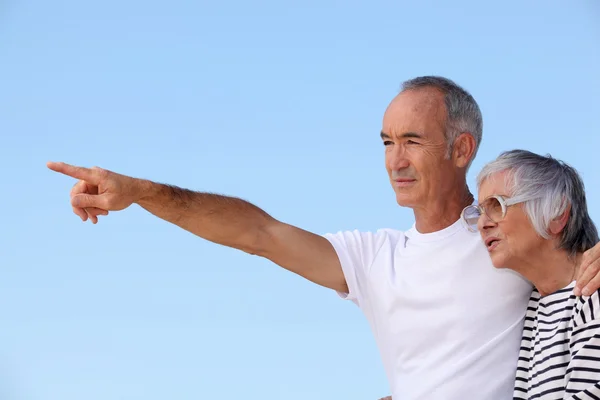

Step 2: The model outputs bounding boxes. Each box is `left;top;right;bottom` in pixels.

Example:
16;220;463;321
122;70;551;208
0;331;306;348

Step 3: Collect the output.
490;252;508;269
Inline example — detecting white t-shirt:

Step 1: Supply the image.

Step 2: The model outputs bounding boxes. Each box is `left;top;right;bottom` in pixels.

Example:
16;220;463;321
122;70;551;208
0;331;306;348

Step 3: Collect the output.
324;217;533;399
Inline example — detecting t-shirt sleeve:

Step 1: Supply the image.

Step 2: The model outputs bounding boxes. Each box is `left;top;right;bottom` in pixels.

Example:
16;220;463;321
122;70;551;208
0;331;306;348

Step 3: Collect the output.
323;229;388;306
564;290;600;399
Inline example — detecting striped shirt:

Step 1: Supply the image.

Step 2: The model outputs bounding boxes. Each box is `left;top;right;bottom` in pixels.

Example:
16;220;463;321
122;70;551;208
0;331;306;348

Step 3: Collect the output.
514;281;600;399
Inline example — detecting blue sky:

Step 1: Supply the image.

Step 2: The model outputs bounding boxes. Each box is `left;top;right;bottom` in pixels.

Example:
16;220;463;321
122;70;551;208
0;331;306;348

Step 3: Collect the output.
1;1;599;399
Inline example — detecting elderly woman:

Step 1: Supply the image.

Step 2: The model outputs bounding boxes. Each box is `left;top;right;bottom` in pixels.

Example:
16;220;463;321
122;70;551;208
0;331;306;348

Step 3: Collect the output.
461;149;600;399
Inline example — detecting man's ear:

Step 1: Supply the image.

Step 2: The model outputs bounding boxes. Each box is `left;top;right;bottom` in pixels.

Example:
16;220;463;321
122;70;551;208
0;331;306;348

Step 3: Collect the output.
452;132;477;169
549;202;571;235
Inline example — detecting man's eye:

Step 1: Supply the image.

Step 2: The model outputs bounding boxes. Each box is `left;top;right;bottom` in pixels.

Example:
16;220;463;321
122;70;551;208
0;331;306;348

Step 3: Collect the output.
383;141;393;146
406;140;419;145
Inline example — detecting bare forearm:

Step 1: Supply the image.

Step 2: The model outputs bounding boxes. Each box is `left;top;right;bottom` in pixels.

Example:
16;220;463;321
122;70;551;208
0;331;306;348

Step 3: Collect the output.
48;161;347;291
134;179;273;253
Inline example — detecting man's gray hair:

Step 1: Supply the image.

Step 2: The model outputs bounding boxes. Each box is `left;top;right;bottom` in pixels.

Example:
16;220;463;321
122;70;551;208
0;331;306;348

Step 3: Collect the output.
477;149;599;256
401;76;483;168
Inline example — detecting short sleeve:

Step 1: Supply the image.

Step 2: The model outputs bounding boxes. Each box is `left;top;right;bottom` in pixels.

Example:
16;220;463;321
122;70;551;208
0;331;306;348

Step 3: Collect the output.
564;290;600;398
323;229;389;306
574;289;600;327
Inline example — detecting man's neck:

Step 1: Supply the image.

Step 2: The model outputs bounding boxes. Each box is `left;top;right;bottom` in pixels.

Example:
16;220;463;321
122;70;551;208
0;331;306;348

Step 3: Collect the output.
413;185;474;233
520;248;581;297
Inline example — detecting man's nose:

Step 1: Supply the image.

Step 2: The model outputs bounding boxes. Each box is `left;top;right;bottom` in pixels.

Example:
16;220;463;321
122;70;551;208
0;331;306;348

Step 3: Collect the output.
387;147;410;170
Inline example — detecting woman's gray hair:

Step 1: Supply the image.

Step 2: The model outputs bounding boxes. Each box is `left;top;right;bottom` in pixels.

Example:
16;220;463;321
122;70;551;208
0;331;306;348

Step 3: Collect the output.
401;76;483;169
477;149;598;256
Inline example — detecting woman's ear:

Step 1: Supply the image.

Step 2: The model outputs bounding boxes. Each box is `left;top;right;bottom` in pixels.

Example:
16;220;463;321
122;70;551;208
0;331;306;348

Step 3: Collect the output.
549;202;571;235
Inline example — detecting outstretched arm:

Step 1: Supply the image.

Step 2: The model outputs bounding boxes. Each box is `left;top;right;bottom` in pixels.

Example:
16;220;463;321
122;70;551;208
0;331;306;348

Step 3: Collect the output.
47;162;348;293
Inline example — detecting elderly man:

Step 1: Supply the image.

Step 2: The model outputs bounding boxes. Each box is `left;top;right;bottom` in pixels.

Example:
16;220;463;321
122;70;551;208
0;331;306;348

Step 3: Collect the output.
47;76;600;399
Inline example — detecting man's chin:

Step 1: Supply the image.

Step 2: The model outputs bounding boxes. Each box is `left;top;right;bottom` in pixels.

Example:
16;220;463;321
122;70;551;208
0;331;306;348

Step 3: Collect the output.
395;194;418;208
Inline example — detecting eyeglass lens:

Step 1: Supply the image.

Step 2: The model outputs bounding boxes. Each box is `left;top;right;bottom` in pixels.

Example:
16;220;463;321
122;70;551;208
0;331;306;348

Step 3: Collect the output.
463;206;480;231
463;196;504;231
482;197;503;222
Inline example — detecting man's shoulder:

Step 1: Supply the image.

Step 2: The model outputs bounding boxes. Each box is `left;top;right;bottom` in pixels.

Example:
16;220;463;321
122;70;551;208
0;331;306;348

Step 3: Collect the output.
322;228;407;256
323;227;407;244
376;227;407;237
325;227;407;235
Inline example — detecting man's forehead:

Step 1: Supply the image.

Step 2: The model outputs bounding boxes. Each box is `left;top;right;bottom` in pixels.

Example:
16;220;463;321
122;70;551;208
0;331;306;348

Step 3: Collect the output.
389;87;445;111
382;88;446;133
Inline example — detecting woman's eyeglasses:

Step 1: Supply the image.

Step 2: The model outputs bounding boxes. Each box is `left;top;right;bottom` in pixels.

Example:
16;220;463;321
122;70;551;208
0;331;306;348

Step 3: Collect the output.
461;194;532;233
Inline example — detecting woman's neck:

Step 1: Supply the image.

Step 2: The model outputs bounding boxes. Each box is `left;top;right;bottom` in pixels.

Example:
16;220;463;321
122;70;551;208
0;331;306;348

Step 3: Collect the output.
520;248;582;297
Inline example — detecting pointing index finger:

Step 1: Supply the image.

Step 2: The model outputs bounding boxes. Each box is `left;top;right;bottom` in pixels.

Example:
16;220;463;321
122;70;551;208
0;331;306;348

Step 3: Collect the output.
47;161;98;183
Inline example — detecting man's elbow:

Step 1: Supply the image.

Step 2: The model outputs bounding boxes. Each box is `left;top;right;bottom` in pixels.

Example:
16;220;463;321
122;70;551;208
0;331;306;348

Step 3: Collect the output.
238;219;276;257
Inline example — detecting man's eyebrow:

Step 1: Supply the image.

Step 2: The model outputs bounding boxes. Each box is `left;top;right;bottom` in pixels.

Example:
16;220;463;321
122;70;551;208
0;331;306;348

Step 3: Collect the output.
380;131;424;139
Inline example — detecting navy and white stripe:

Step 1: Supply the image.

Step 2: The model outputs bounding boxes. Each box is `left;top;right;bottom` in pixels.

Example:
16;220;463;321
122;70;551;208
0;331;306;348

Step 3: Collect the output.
514;281;600;399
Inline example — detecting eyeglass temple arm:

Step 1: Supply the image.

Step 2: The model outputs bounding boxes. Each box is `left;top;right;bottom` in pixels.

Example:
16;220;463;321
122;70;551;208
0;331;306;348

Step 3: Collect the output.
504;194;538;206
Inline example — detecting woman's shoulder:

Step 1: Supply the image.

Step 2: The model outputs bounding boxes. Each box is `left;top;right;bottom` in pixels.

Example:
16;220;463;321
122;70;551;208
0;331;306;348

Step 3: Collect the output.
573;288;600;327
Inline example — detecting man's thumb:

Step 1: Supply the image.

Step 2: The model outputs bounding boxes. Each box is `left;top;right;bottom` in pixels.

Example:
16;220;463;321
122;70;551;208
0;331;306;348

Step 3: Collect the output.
72;193;107;209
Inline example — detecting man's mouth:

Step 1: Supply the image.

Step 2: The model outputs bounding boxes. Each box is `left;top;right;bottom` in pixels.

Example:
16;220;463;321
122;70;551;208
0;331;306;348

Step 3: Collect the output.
394;179;416;188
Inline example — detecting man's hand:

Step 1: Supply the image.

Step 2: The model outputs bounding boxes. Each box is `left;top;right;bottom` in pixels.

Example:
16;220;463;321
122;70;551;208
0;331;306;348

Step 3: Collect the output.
47;161;141;224
575;242;600;296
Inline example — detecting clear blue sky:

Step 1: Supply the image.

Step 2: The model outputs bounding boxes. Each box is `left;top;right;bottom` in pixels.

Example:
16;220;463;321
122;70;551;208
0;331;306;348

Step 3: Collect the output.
1;1;599;399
